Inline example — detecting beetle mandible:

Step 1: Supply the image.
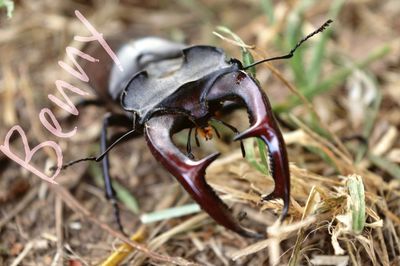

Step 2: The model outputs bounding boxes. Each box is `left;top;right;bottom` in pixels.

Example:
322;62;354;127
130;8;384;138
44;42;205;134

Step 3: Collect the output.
63;20;332;238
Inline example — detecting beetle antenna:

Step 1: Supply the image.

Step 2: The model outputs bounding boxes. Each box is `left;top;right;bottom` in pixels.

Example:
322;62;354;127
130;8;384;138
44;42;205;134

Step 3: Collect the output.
243;19;333;70
52;128;137;171
95;129;137;161
57;156;97;170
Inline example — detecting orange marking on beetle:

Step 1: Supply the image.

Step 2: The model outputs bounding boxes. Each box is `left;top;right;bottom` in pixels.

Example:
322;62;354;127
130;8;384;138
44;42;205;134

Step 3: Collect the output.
196;126;213;140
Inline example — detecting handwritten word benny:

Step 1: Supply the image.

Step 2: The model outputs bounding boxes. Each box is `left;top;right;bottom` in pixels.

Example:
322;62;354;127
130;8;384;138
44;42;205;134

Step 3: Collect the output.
0;10;123;184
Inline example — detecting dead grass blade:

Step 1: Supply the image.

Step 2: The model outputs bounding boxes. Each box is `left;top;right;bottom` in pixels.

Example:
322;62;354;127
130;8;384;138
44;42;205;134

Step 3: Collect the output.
51;184;198;266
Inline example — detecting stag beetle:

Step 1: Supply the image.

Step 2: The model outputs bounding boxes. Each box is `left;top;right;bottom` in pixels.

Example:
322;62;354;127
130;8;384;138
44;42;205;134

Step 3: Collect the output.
63;20;332;238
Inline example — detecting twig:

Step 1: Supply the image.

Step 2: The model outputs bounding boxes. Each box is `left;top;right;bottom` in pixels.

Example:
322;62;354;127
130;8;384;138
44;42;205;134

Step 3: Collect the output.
55;195;63;266
259;58;353;162
10;241;34;266
212;31;255;49
0;187;38;229
100;226;147;266
289;115;352;166
132;213;209;265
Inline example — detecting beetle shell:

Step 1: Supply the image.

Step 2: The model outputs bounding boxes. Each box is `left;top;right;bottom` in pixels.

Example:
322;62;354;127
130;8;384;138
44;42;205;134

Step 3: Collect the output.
121;44;236;123
77;35;291;238
108;37;186;100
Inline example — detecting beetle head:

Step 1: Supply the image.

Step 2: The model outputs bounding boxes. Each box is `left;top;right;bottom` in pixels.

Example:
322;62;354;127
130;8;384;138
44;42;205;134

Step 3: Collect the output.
143;68;290;238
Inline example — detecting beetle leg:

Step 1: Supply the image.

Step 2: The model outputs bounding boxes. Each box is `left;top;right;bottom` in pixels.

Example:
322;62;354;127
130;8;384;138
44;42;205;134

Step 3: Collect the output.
211;118;246;158
194;128;201;147
145;114;263;238
74;98;105;109
210;125;221;139
100;113;137;234
206;71;290;220
186;127;195;160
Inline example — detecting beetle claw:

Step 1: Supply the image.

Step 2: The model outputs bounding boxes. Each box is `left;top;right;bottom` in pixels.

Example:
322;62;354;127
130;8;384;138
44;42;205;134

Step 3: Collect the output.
206;71;291;221
233;116;290;219
145;115;263;238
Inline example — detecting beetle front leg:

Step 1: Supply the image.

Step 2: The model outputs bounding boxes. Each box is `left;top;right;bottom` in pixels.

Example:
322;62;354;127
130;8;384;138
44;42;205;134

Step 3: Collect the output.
144;114;263;238
100;113;136;234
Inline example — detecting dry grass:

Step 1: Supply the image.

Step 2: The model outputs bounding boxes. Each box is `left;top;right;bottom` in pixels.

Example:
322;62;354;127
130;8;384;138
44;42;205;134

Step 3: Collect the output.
0;0;399;265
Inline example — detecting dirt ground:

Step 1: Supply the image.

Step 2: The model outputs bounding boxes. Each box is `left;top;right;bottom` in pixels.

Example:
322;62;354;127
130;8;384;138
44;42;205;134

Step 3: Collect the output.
0;0;399;265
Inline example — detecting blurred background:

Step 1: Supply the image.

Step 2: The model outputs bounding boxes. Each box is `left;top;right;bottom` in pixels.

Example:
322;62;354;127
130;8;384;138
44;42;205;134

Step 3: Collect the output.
0;0;399;265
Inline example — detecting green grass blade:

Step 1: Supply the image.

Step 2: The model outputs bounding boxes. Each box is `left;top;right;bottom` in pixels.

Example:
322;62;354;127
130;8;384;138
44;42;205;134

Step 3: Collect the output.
356;74;382;162
274;45;391;113
306;0;344;88
347;175;365;234
368;155;400;180
241;40;269;174
257;139;270;172
285;0;318;88
286;14;307;88
89;164;140;214
305;45;390;100
215;26;247;50
140;204;201;224
242;50;256;77
214;25;272;175
0;0;14;18
244;139;269;175
261;0;275;24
